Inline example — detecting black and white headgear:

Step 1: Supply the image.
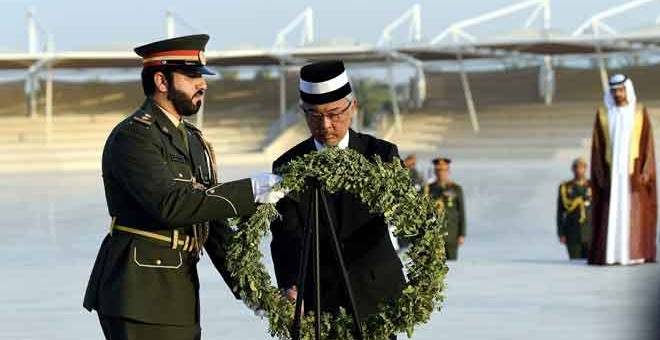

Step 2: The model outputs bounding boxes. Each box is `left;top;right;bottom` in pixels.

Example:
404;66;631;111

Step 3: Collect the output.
299;60;352;105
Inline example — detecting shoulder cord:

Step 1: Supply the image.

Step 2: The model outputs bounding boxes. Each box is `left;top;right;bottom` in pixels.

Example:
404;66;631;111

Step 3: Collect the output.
191;129;217;254
560;183;587;224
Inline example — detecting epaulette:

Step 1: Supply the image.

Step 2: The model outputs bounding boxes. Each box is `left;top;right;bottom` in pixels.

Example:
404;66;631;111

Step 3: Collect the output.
132;110;154;126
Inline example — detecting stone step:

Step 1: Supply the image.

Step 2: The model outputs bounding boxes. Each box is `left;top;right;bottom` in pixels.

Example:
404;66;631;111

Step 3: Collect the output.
442;130;591;139
396;145;566;159
395;137;588;148
0;150;102;162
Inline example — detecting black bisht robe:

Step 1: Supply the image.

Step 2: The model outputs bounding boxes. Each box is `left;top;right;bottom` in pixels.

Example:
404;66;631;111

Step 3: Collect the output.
270;129;406;319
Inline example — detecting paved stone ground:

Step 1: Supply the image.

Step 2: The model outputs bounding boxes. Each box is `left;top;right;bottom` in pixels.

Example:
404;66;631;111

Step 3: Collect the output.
1;160;659;339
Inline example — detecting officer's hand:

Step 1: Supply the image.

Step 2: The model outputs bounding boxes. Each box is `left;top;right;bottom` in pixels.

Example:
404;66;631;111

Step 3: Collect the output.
250;173;286;204
559;236;567;244
458;236;465;246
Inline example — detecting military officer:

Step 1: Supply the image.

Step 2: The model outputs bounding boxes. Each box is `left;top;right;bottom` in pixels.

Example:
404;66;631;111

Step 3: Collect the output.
83;34;284;340
398;154;425;249
424;158;466;261
403;154;425;193
556;157;592;260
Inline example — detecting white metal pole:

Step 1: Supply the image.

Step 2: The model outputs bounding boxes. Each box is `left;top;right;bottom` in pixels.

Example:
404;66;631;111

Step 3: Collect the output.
543;55;554;105
379;4;422;46
27;8;38;119
415;64;427;108
412;4;422;42
543;0;551;31
27;7;39;54
166;10;175;38
45;64;53;143
597;47;609;93
45;65;53;123
457;50;480;133
29;74;38;119
303;7;314;46
386;57;402;132
593;24;609;93
45;34;56;141
279;62;287;131
274;7;315;49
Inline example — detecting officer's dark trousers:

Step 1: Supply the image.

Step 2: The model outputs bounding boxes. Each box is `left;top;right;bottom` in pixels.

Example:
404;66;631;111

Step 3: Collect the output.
566;242;589;259
99;315;201;340
445;244;458;261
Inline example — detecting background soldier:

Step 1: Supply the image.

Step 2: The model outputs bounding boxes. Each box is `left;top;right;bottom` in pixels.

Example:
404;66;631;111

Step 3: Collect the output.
398;154;425;249
403;154;425;192
557;157;592;260
82;34;283;340
425;158;466;261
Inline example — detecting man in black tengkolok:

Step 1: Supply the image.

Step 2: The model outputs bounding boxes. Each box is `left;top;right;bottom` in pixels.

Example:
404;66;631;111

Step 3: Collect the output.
270;60;406;339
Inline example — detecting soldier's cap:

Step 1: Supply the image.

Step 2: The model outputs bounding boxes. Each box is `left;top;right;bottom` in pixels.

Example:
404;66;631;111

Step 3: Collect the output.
432;158;451;167
299;60;352;105
134;34;215;75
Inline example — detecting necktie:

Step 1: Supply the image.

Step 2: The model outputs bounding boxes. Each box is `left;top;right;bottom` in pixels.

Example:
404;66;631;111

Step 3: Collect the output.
177;123;189;154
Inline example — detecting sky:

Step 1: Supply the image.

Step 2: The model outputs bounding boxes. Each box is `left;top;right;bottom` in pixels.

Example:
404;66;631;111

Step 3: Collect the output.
2;0;660;52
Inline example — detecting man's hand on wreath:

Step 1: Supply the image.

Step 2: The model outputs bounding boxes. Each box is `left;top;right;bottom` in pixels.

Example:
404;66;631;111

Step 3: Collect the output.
286;286;304;315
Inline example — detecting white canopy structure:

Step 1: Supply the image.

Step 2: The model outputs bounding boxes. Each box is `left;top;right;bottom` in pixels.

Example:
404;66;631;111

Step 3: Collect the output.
4;1;658;134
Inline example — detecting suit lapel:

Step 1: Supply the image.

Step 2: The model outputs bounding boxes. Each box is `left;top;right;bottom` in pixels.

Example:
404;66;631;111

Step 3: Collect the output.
299;132;367;239
347;129;366;155
300;136;319;220
339;130;368;238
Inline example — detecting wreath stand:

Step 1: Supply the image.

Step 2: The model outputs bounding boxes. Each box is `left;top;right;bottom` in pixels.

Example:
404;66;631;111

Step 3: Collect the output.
291;179;364;340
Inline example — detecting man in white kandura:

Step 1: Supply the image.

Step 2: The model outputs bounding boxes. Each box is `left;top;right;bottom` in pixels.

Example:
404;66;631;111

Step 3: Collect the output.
590;74;657;265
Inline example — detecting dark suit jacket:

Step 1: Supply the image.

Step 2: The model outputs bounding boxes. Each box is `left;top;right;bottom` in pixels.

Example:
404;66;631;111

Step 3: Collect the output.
270;129;406;318
83;99;255;326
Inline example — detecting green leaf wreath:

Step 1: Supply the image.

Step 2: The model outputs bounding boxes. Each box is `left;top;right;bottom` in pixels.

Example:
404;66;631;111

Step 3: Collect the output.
224;147;448;339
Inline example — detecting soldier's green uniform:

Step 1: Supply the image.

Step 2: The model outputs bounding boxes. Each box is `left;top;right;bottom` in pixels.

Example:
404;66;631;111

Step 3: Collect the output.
556;179;592;259
425;181;466;260
83;35;256;340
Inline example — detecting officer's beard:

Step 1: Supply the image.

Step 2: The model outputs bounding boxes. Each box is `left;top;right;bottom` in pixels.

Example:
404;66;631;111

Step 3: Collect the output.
167;84;204;117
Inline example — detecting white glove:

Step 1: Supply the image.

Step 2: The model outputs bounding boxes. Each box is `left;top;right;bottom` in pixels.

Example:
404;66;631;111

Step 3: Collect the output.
250;173;286;204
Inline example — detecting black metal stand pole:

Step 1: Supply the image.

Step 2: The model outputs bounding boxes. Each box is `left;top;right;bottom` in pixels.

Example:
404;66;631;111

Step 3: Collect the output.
291;180;364;340
291;192;314;340
313;188;322;340
318;190;364;339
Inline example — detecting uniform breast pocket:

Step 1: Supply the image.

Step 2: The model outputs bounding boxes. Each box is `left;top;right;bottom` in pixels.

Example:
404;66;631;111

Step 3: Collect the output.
170;163;192;181
167;153;191;179
132;245;183;269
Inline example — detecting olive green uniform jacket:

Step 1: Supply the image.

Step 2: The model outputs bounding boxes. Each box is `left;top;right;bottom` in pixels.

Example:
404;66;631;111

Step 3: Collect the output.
83;98;256;326
425;181;466;260
556;179;592;259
